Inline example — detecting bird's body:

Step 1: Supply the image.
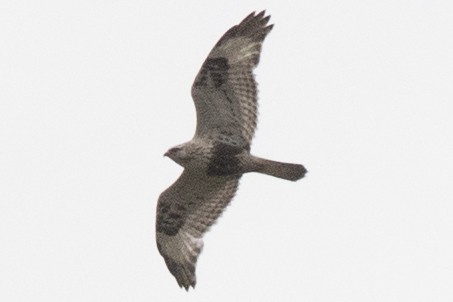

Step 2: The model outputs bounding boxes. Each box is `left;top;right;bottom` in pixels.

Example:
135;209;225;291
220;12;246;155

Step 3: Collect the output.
156;11;307;290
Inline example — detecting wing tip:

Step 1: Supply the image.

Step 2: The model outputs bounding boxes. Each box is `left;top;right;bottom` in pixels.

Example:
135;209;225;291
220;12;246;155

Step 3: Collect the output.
240;10;273;28
163;254;198;291
213;10;274;49
240;10;274;40
180;280;196;291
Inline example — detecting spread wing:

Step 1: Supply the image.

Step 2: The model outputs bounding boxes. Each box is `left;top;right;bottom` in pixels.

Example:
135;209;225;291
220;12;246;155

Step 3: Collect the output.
156;170;240;290
191;11;273;148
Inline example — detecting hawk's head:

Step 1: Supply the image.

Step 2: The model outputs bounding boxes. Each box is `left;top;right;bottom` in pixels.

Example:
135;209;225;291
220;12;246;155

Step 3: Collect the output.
164;144;194;167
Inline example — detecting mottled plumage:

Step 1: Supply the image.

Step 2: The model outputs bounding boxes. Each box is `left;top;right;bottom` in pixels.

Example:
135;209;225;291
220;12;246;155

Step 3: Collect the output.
156;11;307;290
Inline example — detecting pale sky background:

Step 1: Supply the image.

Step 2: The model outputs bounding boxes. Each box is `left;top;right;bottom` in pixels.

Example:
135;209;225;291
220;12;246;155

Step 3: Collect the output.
1;1;452;301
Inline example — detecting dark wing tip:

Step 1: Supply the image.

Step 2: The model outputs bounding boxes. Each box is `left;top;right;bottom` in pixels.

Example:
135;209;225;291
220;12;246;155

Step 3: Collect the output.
181;282;195;291
242;11;257;23
215;10;273;48
238;10;273;30
163;255;197;290
255;10;267;23
179;275;196;291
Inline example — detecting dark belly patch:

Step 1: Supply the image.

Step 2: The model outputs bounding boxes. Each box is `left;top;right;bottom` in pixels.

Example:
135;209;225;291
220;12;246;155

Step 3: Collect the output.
207;143;245;176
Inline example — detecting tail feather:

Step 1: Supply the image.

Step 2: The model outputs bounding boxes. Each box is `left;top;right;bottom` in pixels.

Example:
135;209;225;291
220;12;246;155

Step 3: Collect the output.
252;157;307;181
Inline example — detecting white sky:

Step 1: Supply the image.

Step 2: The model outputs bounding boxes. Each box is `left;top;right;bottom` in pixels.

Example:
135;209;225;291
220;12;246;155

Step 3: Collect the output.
1;0;452;301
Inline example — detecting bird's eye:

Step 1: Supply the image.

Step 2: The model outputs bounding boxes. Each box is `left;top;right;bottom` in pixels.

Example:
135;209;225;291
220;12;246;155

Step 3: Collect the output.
170;147;181;153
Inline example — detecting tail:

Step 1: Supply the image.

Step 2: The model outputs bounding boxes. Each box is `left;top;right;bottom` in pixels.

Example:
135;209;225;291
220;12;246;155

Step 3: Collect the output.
251;156;307;181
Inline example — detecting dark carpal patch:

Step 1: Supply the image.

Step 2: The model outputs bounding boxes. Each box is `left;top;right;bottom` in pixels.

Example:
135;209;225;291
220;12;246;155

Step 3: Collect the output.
207;142;245;176
194;57;229;88
156;202;186;236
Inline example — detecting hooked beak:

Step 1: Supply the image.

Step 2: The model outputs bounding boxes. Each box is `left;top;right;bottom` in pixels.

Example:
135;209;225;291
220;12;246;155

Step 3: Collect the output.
164;150;170;157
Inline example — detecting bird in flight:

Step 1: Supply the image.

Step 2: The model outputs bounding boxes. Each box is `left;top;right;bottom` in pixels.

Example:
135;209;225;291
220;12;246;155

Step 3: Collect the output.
156;11;307;290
